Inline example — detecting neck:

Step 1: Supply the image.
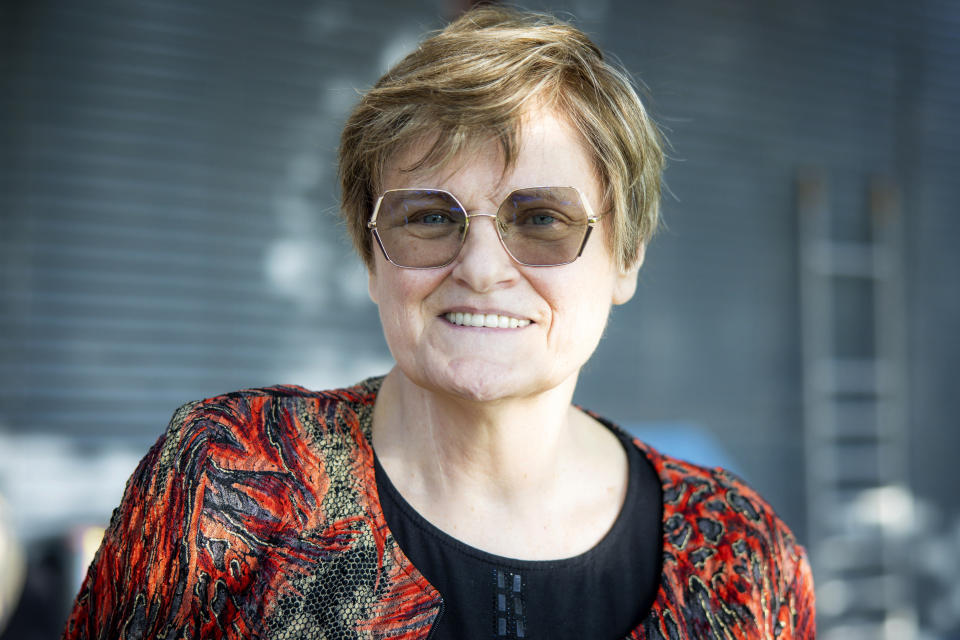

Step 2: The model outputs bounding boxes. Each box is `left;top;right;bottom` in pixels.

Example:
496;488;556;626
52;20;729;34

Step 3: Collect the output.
373;367;582;503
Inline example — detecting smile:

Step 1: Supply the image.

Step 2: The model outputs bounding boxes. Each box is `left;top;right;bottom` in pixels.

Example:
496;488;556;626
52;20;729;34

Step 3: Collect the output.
444;312;531;329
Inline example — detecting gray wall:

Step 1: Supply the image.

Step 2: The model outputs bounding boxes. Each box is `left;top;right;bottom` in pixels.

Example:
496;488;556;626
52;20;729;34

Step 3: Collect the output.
2;0;958;635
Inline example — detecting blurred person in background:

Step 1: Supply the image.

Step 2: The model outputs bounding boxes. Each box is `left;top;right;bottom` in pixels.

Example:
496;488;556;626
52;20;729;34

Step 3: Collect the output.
61;6;813;639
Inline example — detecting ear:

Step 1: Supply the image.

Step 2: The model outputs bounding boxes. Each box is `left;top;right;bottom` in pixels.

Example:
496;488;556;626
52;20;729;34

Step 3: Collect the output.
611;243;645;305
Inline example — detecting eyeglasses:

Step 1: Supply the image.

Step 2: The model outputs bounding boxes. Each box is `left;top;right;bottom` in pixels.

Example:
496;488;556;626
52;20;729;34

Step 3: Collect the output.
367;186;602;269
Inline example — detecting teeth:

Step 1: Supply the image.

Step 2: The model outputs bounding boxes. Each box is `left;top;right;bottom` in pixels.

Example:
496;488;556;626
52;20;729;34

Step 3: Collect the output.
445;312;531;328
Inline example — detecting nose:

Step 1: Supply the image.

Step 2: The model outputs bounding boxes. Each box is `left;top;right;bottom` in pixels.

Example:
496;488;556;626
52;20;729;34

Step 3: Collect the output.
450;213;519;292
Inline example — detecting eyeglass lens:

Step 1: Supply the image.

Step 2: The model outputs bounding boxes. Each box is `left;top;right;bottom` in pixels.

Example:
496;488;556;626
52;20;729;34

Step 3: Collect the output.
373;187;592;268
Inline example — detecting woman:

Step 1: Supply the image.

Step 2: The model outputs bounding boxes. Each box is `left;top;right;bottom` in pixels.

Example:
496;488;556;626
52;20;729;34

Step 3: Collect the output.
63;6;814;639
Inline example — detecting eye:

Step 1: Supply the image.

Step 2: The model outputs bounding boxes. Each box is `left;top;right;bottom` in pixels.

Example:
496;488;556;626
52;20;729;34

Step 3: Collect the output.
527;213;558;226
408;210;456;225
514;209;570;227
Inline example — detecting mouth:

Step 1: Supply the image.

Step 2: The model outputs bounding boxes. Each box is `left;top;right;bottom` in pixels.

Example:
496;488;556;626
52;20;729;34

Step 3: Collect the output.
443;311;531;329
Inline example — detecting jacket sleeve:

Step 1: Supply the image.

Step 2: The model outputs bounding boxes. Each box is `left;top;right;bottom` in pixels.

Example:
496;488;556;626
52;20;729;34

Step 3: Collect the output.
61;400;255;640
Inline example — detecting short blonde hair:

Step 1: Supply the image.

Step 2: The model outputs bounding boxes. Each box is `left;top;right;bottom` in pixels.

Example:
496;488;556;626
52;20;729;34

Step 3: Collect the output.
338;5;664;271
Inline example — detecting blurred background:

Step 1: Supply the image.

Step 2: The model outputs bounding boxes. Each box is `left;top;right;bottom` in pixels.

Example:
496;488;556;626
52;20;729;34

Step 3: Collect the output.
1;0;957;638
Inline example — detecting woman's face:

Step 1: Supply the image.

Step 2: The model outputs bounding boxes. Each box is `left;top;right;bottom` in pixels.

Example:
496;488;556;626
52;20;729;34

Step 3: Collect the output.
368;108;642;403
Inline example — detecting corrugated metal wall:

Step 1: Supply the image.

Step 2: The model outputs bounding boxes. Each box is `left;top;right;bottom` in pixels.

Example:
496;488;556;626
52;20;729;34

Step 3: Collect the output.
2;0;958;635
2;0;414;437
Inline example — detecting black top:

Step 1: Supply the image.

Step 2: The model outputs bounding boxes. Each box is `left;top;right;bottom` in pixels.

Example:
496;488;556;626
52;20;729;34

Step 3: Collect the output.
374;424;663;639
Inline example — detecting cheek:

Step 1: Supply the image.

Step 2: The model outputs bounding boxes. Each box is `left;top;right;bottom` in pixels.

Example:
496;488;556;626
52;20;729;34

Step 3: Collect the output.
565;297;611;344
372;269;444;333
545;271;615;345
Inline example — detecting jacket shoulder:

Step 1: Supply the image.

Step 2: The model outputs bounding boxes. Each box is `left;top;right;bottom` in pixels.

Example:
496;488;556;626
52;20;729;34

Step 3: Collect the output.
639;443;801;552
155;378;381;476
64;378;387;640
634;442;815;638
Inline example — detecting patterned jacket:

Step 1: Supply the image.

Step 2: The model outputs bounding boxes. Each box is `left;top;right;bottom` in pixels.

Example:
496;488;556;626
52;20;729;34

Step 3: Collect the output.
63;378;815;639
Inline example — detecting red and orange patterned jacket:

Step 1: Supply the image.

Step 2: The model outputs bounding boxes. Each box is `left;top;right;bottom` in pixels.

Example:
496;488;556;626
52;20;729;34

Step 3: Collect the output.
63;378;815;639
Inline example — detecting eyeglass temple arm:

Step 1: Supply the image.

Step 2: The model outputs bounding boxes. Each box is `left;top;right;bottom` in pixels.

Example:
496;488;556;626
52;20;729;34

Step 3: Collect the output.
367;195;385;229
574;206;605;258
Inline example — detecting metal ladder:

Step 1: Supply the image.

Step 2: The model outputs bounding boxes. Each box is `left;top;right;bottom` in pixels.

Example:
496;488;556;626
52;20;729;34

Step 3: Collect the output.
796;172;915;640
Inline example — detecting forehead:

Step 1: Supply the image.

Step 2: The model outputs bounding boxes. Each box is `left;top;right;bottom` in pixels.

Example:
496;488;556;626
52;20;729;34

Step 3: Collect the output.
380;109;601;205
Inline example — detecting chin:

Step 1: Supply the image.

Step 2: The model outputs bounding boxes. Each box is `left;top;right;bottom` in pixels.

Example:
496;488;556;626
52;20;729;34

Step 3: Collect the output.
443;370;516;404
396;358;517;404
430;358;563;404
444;379;514;404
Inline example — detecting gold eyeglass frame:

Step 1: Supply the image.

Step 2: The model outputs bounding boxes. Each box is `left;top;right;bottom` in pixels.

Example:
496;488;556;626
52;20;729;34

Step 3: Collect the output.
366;186;603;269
